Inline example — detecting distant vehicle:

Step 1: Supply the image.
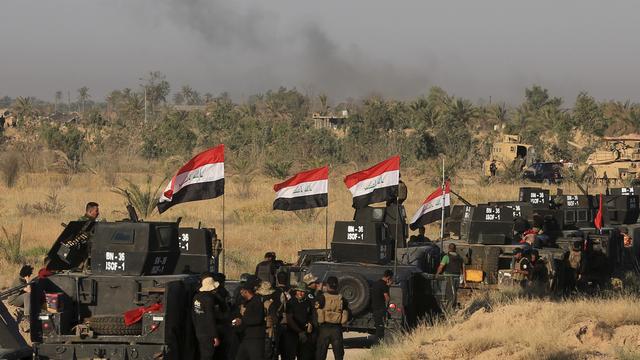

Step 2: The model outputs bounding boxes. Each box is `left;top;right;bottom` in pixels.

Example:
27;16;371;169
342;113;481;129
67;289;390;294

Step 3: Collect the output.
483;135;535;177
522;162;564;183
586;135;640;184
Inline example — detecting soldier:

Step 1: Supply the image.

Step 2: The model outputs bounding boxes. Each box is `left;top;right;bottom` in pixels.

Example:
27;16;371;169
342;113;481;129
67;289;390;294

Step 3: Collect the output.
489;160;497;177
528;249;548;295
512;248;531;288
566;240;584;293
315;276;350;360
255;252;277;286
282;283;314;360
256;281;282;360
408;226;430;245
192;273;221;360
370;270;393;342
232;283;265;360
7;265;33;331
274;271;292;359
437;243;464;275
211;273;232;360
79;202;100;221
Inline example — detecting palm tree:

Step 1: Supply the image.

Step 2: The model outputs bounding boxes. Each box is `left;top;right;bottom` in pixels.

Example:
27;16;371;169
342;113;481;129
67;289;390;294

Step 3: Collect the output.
12;97;34;126
77;86;90;113
54;91;63;112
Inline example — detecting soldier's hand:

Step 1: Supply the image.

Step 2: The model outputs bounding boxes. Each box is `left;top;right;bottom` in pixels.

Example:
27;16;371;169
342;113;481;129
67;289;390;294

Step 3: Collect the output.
213;338;221;347
232;318;242;326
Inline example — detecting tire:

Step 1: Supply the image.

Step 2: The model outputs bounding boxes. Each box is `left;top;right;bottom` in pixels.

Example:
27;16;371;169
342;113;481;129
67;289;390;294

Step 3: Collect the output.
337;273;370;316
88;315;143;335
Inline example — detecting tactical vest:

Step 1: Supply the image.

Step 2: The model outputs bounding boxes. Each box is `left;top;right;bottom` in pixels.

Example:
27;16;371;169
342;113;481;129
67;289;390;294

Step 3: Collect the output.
513;257;529;281
317;293;348;325
568;250;582;270
263;297;276;338
444;252;463;275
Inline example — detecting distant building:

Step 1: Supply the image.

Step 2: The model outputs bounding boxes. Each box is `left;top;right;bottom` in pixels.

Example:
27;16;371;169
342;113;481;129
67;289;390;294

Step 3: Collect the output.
312;110;349;129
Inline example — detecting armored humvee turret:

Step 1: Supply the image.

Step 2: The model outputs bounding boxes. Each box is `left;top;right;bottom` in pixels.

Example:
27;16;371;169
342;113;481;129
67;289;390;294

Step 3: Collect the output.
483;134;535;177
28;216;220;360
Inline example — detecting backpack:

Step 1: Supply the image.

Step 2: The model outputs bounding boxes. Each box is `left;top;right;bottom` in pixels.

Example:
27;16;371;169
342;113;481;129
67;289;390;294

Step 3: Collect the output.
317;293;348;326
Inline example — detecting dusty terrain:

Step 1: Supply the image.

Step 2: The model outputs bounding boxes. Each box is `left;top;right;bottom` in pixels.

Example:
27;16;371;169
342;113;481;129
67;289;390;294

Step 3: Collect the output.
365;296;640;360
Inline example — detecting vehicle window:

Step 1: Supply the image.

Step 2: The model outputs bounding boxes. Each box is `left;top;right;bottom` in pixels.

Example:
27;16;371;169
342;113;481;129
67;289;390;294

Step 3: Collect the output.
111;230;134;244
577;210;588;222
565;210;575;223
155;226;176;249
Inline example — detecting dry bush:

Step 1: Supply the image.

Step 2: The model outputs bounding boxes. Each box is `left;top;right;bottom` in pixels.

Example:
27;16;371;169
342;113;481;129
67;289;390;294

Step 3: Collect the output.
0;223;23;264
112;175;165;218
17;192;66;216
0;153;21;188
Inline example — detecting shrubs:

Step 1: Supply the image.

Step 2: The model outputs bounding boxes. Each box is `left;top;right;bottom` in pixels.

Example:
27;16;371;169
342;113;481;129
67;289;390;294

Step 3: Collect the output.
112;176;165;218
40;124;86;172
263;160;293;179
0;153;20;187
17;192;66;216
0;223;23;264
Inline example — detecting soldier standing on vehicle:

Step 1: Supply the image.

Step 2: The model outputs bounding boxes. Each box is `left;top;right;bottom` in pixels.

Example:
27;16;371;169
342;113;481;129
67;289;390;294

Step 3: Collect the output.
282;283;314;360
315;276;349;360
437;243;464;275
256;281;282;360
371;270;393;342
409;226;430;245
79;202;100;221
192;273;221;360
490;160;497;177
232;283;265;360
512;248;531;288
256;252;278;286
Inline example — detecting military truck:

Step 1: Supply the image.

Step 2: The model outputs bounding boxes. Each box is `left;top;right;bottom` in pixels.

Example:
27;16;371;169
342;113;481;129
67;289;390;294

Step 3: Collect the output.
483;134;535;177
27;216;219;360
444;186;633;292
285;205;458;334
586;135;640;184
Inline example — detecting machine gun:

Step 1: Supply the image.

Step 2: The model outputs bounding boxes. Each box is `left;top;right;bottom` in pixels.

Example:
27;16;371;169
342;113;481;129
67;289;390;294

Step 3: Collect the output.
123;190;139;222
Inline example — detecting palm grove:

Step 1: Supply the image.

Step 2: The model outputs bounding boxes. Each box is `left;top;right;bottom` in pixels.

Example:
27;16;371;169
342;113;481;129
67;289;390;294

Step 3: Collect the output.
2;71;640;185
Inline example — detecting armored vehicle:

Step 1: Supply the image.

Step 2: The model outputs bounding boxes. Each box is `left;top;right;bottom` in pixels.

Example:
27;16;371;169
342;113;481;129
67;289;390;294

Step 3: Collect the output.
483;134;535;177
586;135;640;184
0;295;31;360
27;216;220;360
444;186;634;292
286;205;458;334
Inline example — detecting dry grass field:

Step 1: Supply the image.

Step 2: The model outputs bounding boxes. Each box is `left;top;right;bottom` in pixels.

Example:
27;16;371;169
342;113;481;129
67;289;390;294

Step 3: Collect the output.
366;294;640;360
0;159;601;288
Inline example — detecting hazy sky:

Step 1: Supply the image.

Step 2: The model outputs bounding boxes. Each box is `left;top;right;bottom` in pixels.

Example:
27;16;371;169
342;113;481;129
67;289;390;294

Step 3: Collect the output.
1;0;639;104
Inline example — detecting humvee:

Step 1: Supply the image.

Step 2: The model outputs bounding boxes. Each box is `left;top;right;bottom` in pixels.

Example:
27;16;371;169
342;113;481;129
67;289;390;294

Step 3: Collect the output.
483;134;535;177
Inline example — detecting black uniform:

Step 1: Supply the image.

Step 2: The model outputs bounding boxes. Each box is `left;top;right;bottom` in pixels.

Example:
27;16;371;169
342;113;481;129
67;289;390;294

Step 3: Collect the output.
211;289;232;360
235;296;265;360
260;292;282;360
255;260;277;286
275;286;292;359
315;291;350;360
282;296;314;360
192;291;219;360
370;279;389;341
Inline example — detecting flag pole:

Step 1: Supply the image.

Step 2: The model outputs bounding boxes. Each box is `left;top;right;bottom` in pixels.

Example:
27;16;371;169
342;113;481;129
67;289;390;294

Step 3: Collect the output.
222;192;226;274
325;203;329;258
440;157;445;252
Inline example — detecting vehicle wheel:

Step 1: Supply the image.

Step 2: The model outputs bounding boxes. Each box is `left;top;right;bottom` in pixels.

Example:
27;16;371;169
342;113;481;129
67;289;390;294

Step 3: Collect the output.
88;315;143;335
337;273;370;316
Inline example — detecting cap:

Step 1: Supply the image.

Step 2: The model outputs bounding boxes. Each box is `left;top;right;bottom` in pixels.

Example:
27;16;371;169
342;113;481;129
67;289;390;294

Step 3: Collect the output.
513;248;523;254
303;273;318;284
199;277;220;292
256;281;275;296
294;283;309;293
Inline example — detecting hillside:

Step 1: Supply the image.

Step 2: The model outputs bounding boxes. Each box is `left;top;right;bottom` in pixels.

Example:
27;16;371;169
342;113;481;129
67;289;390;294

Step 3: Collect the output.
366;295;640;360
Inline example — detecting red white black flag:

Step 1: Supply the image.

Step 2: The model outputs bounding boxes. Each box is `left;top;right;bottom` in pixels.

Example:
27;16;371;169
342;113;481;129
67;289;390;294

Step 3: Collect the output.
157;145;225;214
273;166;328;211
410;181;451;229
344;156;400;209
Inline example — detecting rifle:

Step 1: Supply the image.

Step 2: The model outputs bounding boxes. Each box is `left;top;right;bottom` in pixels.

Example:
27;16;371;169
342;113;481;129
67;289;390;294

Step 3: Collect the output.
0;281;33;301
124;190;139;222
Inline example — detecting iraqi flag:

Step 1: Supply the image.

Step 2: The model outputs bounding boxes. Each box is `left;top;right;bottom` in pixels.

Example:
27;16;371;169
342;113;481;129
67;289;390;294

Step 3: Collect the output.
344;156;400;209
273;166;328;211
157;145;225;214
410;181;451;230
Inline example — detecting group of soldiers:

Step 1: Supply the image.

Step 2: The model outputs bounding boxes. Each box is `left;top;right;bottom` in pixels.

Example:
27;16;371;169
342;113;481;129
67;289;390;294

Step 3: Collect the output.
190;252;364;360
